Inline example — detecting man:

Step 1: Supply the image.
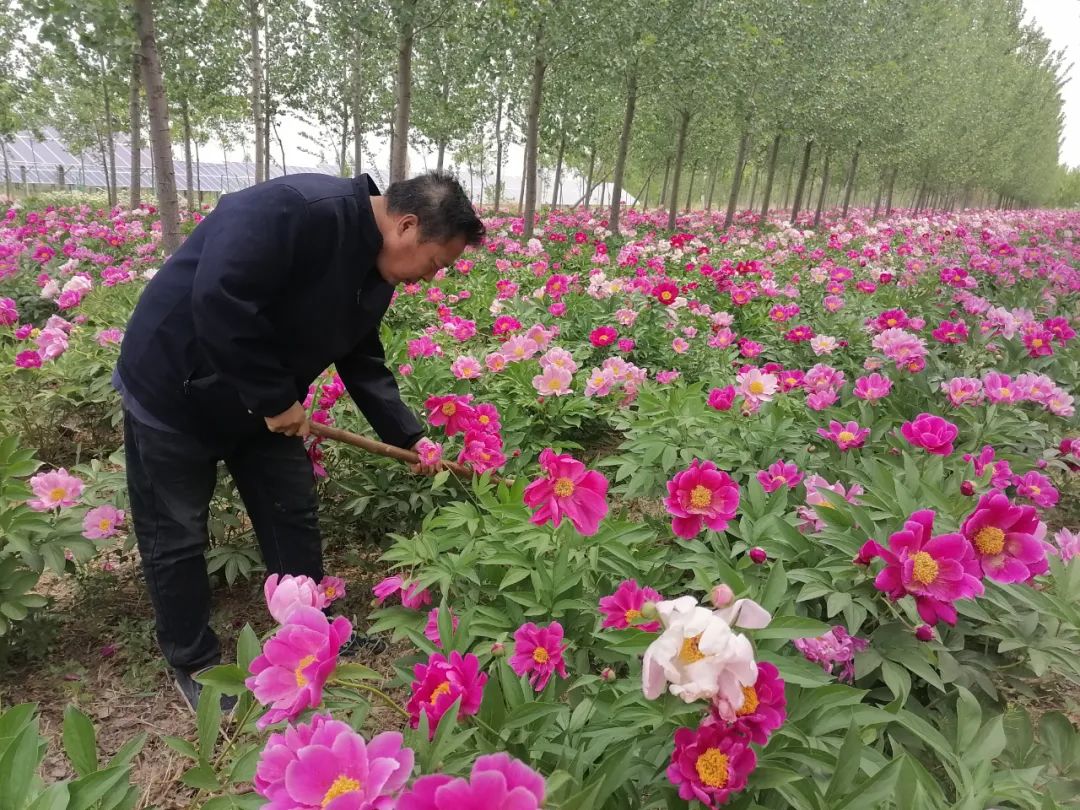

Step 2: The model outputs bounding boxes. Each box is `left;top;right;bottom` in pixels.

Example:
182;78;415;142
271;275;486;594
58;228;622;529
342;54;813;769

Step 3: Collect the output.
114;171;484;711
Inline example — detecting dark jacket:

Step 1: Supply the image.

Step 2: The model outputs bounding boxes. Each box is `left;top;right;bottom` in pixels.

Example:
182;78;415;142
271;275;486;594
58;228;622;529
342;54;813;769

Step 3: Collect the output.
115;173;424;448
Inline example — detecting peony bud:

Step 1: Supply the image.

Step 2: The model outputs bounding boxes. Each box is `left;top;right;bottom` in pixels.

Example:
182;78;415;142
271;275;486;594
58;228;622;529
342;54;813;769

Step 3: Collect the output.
915;625;934;642
601;667;616;683
960;480;975;496
749;547;768;564
490;642;505;657
640;601;659;620
710;584;735;608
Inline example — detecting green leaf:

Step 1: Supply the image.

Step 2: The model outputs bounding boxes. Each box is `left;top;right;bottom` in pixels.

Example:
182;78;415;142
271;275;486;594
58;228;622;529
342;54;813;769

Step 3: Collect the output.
68;767;131;810
62;705;98;777
107;734;146;770
194;665;247;695
760;560;787;613
0;723;41;810
502;701;565;731
881;661;911;705
963;714;1006;767
236;624;261;672
162;735;198;760
196;687;222;762
25;784;69;810
228;744;261;785
754;615;831;641
334;663;382;682
825;721;865;802
834;756;905;810
955;686;981;752
180;763;222;791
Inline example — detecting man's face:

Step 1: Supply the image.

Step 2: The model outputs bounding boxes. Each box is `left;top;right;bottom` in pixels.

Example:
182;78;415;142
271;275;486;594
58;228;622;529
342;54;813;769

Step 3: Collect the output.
377;213;468;285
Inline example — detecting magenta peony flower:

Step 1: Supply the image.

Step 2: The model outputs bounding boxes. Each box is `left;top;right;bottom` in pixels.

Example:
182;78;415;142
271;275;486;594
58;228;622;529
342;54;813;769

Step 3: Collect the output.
793;626;868;683
415;438;443;467
522;448;609;536
407;650;486;736
264;574;328;624
853;373;893;402
982;371;1018;404
0;297;19;325
509;621;568;692
653;280;679;305
1024;330;1054;358
857;510;984;626
246;606;352;729
424;394;476;436
960;493;1048;583
900;413;959;456
817;420;870;451
254;714;413;809
756;460;803;493
319;576;347;605
27;468;83;510
457;430;507;474
667;720;756;807
424;606;459;645
707;386;736;411
598;579;663;632
665;460;740;539
398;753;545;810
82;504;125;539
1014;471;1059;508
931;320;969;344
589;326;618;347
15;350;43;369
372;575;432;610
721;660;787;745
469;403;502;434
806;388;839;411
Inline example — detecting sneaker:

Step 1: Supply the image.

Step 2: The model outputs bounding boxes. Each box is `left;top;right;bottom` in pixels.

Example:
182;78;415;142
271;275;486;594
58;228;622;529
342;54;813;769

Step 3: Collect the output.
173;667;239;716
339;629;389;657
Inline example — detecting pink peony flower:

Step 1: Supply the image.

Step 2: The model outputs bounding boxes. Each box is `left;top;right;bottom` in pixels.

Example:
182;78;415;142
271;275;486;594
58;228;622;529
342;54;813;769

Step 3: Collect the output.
509;621;568;692
539;347;577;373
806;388;839;411
901;413;958;456
319;576;346;605
793;626;867;683
584;367;617;397
373;576;432;610
589;326;618;347
1024;330;1054;358
0;297;17;325
450;355;483;379
665;460;740;539
423;606;460;645
82;504;125;539
931;320;968;344
407;650;486;736
1014;471;1059;508
942;377;985;407
982;371;1018;404
35;327;68;360
817;420;870;451
735;368;778;403
246;606;352;729
961;493;1048;583
853;373;892;402
653;280;679;305
532;365;573;396
1052;528;1079;562
425;394;475;436
484;352;507;373
757;460;803;493
264;574;328;624
667;720;756;807
27;468;83;510
707;386;736;411
522;448;609;536
254;714;413;809
397;753;545;810
857;510;984;626
501;335;539;362
722;660;787;745
415;438;443;466
598;580;663;632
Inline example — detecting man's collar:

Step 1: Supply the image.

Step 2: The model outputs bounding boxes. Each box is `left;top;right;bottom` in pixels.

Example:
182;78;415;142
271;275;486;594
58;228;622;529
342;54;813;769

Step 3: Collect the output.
354;174;384;254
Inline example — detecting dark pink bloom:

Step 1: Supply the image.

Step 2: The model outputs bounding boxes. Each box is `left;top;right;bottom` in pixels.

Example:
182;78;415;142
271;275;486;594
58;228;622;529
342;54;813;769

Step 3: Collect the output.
664;459;740;539
0;297;18;325
469;402;502;434
397;753;545;810
589;326;618;347
667;720;756;807
423;606;459;645
15;350;42;369
721;661;787;745
756;460;803;493
707;386;736;411
853;373;893;402
817;420;870;451
749;547;768;564
509;621;568;692
858;510;984;626
373;575;432;610
598;580;663;632
424;394;476;436
931;320;969;344
793;626;867;683
407;650;486;737
458;430;507;474
961;493;1048;583
1043;316;1075;344
653;280;679;305
1024;330;1054;357
1013;471;1059;508
522;448;609;536
901;413;959;456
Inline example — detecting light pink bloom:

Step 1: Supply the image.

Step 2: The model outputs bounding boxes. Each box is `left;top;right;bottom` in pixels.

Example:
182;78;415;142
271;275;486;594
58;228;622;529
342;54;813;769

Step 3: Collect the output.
539;347;577;373
27;468;83;510
584;367;616;397
982;371;1018;404
1052;528;1080;562
484;352;507;373
942;377;985;407
735;368;778;403
532;365;573;396
450;355;483;379
398;753;545;810
82;504;125;539
415;438;443;466
501;335;539;362
264;574;328;624
318;576;346;605
757;460;803;493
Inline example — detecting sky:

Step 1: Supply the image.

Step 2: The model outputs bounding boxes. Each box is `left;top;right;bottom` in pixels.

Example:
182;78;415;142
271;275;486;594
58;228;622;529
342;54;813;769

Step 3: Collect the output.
1023;0;1080;168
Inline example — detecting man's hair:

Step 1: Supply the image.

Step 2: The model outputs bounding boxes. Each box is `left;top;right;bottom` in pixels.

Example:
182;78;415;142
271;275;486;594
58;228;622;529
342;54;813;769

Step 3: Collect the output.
385;171;486;246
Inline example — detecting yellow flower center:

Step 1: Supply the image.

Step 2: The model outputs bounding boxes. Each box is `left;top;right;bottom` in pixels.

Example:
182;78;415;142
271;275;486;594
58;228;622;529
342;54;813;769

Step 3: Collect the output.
1032;338;1043;347
911;551;939;585
324;586;337;599
514;346;526;357
478;414;490;424
624;608;642;625
736;685;759;716
30;328;40;338
98;518;112;531
689;485;713;509
679;634;706;664
295;654;317;687
1029;485;1041;495
785;377;797;385
838;431;855;443
973;526;1005;555
1000;387;1011;397
774;476;787;485
749;381;765;394
49;487;67;502
532;647;550;664
661;291;672;301
321;775;361;807
695;748;730;788
887;318;897;326
553;478;575;497
441;402;456;416
430;681;452;704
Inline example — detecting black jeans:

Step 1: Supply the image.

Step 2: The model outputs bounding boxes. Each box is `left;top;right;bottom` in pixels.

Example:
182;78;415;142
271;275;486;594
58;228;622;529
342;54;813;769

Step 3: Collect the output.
123;411;323;674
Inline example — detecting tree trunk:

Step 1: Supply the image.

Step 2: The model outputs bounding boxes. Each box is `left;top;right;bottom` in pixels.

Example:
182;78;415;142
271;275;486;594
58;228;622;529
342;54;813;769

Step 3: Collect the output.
584;146;595;209
635;164;655;210
340;97;349;176
599;179;605;209
134;0;180;254
760;133;781;219
521;20;546;239
262;4;271;179
390;0;417;183
608;66;638;232
195;138;202;203
872;172;883;219
659;155;671;207
2;144;11;199
790;139;813;224
685;159;698;210
98;53;117;207
783;151;796;210
550;131;566;207
841;143;860;218
813;148;831;228
518;146;527;212
351;47;363;175
493;94;504;211
706;159;719;211
274;120;286;174
885;166;897;215
435;140;447;172
248;0;264;184
182;97;194;211
128;48;142;209
747;165;759;211
666;110;691;231
724;128;751;229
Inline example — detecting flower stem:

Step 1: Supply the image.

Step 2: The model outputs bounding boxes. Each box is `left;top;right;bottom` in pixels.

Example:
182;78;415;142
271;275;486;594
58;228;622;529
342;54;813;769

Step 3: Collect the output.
331;679;410;719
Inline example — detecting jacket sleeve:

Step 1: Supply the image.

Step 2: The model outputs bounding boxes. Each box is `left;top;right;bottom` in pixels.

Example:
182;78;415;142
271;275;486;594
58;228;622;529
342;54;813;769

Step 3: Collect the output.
190;185;308;418
336;328;425;449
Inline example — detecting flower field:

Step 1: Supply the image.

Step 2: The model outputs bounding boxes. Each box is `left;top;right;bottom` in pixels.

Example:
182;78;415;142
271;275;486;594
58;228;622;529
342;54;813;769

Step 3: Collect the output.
1;196;1080;808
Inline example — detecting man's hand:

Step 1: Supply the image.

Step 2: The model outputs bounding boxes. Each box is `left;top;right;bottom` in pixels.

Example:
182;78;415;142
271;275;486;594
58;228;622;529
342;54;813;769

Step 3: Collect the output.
265;402;310;437
410;440;447;476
